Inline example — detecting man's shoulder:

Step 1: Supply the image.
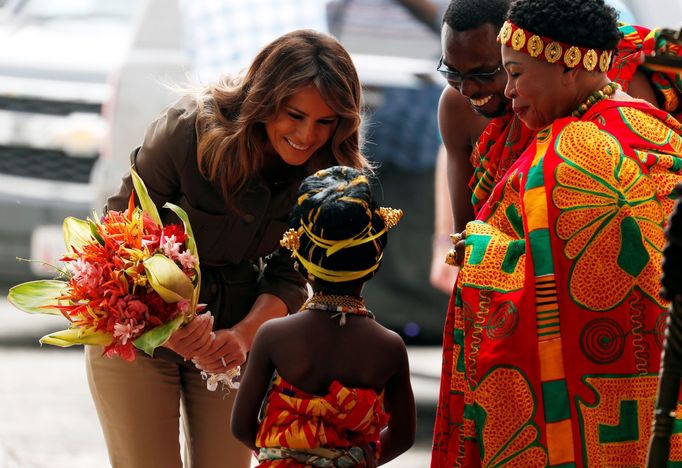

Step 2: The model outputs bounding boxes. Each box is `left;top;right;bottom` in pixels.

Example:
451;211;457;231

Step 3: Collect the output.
439;86;488;147
439;85;475;117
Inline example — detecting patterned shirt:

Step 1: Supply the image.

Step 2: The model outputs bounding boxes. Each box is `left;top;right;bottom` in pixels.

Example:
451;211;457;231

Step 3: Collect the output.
179;0;328;83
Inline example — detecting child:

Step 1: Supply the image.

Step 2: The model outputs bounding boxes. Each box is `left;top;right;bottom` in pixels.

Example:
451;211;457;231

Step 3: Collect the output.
231;166;416;466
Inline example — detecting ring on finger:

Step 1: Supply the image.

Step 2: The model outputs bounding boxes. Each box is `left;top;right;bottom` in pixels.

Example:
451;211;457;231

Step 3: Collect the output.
450;232;463;245
445;248;458;266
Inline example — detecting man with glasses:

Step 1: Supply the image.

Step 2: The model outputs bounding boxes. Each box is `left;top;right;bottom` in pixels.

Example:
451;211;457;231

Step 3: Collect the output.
428;0;519;295
437;57;502;88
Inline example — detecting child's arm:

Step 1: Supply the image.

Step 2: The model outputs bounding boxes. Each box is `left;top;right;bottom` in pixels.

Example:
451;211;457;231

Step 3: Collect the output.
378;339;416;465
230;321;276;450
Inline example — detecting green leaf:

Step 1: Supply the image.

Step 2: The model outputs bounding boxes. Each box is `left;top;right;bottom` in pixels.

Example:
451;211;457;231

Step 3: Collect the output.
40;328;113;347
130;168;162;226
144;254;194;303
164;202;202;311
88;219;105;246
133;313;185;356
164;202;198;261
7;280;69;316
63;217;93;252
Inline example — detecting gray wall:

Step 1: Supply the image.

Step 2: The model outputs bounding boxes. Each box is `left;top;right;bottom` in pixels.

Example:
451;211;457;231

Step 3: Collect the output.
624;0;682;28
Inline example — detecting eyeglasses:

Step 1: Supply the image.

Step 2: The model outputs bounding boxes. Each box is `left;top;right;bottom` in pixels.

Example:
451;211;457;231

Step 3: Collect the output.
436;56;503;86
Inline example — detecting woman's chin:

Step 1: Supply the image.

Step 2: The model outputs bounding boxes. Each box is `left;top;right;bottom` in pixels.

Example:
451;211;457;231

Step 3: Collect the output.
518;115;549;131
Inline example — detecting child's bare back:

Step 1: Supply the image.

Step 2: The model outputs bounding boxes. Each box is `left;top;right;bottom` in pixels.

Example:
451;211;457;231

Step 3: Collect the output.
257;306;407;395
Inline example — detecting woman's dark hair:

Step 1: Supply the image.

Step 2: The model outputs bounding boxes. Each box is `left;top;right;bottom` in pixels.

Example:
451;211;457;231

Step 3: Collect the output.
443;0;511;32
289;166;387;286
508;0;621;50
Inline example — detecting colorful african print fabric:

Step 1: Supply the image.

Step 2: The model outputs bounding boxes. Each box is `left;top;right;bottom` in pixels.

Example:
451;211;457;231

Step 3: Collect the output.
255;373;388;467
468;23;682;217
469;110;535;216
432;98;682;467
611;24;682;118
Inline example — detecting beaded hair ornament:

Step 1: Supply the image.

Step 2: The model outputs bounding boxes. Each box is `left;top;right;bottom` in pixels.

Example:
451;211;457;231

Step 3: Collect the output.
280;177;403;283
497;20;614;73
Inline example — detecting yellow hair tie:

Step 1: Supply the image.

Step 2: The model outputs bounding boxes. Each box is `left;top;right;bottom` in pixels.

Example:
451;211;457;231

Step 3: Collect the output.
279;205;403;282
294;250;383;282
302;222;385;256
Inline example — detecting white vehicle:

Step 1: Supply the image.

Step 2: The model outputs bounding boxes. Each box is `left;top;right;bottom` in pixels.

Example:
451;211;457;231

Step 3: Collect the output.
0;0;133;281
0;0;187;281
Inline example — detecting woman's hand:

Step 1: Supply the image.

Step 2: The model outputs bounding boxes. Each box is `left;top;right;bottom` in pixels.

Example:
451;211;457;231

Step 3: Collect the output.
445;230;467;268
192;328;248;373
163;312;214;360
430;241;459;294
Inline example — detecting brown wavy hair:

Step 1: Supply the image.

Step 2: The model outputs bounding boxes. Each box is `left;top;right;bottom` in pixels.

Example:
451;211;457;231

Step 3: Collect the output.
195;29;370;210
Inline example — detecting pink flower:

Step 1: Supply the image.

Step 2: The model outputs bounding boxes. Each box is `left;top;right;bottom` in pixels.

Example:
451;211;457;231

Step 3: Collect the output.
68;258;103;291
177;250;197;270
177;299;190;314
160;234;182;259
113;320;144;345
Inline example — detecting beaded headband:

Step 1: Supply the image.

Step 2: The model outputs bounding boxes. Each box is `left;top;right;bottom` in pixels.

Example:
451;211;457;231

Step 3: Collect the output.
280;207;403;282
497;20;614;73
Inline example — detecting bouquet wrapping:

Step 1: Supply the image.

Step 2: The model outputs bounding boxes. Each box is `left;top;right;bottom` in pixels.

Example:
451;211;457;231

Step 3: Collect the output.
9;170;238;390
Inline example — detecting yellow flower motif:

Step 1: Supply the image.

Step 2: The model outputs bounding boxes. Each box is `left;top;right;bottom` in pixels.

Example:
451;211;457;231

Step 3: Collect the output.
552;121;666;311
467;368;548;466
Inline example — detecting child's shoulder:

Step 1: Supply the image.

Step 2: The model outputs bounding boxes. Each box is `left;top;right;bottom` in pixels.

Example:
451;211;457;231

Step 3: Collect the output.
363;320;409;357
253;312;310;343
371;320;406;345
256;314;297;335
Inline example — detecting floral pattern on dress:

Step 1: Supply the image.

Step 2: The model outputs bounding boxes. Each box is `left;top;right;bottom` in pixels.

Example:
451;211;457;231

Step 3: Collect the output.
552;121;665;311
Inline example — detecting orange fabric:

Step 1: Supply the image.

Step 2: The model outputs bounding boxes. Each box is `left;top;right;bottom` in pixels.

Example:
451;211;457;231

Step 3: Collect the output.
255;374;388;467
611;24;682;118
432;98;682;467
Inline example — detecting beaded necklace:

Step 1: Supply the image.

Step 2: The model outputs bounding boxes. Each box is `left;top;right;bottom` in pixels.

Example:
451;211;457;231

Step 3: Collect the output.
301;293;375;326
571;82;620;118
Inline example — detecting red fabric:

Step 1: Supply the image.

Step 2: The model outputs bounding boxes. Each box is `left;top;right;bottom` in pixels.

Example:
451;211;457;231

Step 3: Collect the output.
433;98;682;467
610;24;682;118
255;374;388;467
469;111;535;215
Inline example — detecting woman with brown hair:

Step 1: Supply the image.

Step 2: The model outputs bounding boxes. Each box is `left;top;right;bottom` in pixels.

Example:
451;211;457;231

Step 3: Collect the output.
85;29;370;468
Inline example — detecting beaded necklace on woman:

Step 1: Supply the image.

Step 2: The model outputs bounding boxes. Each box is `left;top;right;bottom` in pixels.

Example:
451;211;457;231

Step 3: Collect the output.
301;292;375;326
571;82;620;118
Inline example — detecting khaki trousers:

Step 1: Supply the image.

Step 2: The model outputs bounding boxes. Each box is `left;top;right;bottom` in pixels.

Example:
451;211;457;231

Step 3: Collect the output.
85;346;252;468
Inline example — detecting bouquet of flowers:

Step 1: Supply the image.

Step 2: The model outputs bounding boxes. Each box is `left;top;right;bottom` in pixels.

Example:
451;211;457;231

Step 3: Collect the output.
9;170;239;390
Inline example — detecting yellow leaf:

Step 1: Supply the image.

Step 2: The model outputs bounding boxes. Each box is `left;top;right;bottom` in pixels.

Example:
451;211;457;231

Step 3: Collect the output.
63;217;93;252
8;280;69;315
40;328;113;347
144;254;194;303
131;168;162;226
